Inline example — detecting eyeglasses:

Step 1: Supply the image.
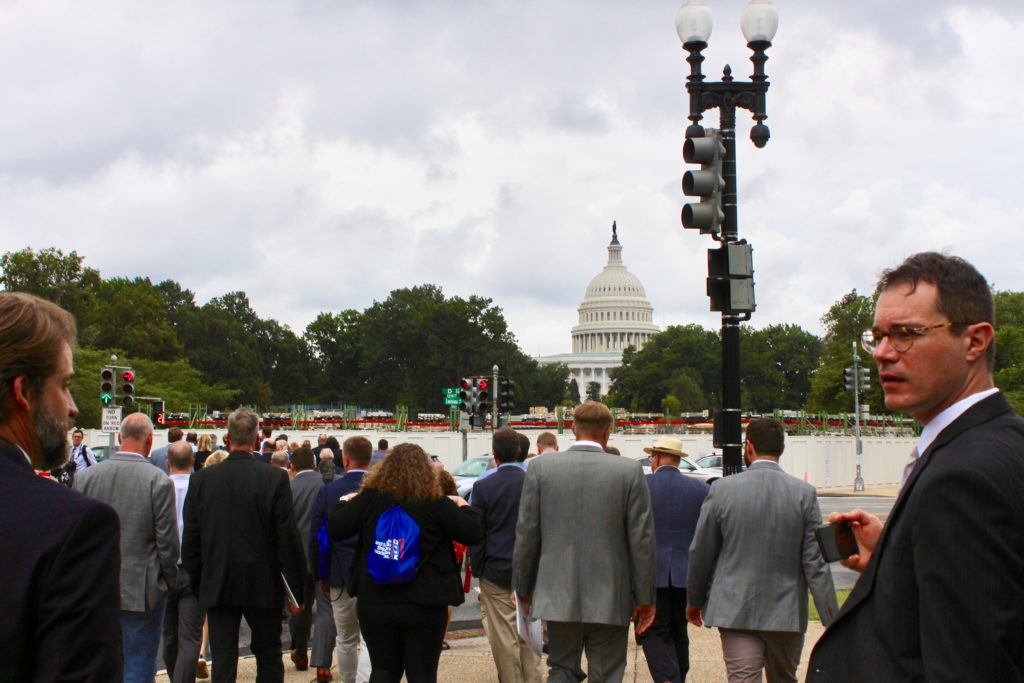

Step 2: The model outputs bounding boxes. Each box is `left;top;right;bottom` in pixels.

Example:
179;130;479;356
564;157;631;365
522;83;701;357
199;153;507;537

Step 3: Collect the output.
860;322;970;354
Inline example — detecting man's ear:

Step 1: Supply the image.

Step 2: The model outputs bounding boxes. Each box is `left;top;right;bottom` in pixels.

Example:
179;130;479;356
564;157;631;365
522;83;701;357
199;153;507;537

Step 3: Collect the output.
963;322;995;364
9;376;33;413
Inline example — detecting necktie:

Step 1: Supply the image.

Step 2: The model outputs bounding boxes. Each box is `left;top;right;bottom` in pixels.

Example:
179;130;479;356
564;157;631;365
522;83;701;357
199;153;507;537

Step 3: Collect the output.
899;446;919;491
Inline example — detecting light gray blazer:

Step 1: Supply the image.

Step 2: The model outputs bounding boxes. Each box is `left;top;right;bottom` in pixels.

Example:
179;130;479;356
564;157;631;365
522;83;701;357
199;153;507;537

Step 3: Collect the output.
75;452;179;612
290;469;324;570
687;459;838;632
513;444;656;626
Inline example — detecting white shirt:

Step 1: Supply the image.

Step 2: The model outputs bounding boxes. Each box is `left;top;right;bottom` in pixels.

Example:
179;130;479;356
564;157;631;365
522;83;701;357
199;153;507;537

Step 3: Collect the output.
915;388;1000;460
169;473;191;563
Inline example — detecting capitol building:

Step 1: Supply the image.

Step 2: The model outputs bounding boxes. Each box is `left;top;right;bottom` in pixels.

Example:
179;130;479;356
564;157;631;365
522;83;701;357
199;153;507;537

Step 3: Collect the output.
539;223;660;401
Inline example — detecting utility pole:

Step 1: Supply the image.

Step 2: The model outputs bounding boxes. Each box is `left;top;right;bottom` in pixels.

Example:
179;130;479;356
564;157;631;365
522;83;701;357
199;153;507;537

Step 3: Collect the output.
492;364;499;433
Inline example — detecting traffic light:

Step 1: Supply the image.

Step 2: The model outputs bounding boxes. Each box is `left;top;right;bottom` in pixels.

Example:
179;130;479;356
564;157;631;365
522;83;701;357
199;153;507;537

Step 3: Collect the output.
498;377;515;413
859;366;871;391
681;128;725;235
475;378;490;415
121;369;135;407
844;367;854;392
100;367;115;405
707;243;755;313
459;377;476;413
152;400;165;426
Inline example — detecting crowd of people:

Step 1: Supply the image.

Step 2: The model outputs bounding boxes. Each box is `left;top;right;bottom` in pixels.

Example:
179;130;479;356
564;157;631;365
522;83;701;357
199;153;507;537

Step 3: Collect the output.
2;250;1024;683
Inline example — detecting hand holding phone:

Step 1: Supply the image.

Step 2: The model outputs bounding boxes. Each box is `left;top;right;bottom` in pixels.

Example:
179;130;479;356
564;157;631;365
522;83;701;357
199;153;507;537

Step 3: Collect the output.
814;520;859;563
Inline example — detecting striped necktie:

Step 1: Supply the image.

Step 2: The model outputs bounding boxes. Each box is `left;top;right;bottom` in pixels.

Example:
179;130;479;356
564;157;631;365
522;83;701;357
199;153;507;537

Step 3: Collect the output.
899;446;920;491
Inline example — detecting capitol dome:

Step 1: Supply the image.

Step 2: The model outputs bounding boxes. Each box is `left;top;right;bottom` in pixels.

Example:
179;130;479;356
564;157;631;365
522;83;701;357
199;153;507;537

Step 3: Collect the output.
571;223;660;354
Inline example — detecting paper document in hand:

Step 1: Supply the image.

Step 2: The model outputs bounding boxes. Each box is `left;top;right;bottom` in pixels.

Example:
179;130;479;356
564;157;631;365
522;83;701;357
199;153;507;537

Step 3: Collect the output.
281;572;299;609
516;600;543;656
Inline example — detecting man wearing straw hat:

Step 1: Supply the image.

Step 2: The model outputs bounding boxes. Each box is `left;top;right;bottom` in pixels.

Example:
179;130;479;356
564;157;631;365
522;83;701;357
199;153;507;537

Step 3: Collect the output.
637;436;710;683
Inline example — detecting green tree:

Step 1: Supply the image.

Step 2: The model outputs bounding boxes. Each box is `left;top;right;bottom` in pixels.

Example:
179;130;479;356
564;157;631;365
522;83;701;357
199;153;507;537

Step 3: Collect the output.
742;324;821;411
85;277;183;361
566;378;581;405
995;291;1024;413
586;381;602;401
305;309;365;404
806;290;882;414
662;394;681;418
608;325;720;412
0;247;100;324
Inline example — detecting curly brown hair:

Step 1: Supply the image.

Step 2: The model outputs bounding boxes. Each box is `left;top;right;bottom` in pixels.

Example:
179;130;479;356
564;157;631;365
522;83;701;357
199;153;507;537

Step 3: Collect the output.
361;443;442;503
438;469;458;497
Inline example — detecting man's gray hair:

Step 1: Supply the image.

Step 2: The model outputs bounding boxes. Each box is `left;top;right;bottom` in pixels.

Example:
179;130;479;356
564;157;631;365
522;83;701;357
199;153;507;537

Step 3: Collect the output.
227;408;259;450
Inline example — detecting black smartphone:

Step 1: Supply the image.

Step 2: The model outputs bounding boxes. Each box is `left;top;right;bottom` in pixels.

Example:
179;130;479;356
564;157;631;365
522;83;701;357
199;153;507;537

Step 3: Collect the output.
814;520;858;563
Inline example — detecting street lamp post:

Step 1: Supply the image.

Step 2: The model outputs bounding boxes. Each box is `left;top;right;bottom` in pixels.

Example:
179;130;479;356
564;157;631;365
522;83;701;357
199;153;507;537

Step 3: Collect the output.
676;0;778;476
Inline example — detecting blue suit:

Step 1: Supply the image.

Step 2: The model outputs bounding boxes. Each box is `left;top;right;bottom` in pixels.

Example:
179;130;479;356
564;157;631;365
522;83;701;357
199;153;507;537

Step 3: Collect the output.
310;470;366;587
639;465;709;683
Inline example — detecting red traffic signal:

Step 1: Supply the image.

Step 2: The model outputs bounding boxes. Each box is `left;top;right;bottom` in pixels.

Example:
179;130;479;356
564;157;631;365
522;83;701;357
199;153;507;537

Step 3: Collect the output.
478;379;489;390
122;370;135;382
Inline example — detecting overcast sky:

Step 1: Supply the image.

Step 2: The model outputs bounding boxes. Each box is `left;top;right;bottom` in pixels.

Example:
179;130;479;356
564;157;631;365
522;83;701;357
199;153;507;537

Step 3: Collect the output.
2;0;1021;357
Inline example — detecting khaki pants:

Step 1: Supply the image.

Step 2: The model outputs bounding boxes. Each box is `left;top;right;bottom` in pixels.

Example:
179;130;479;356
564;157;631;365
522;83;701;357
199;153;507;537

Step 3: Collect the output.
720;628;804;683
479;577;544;683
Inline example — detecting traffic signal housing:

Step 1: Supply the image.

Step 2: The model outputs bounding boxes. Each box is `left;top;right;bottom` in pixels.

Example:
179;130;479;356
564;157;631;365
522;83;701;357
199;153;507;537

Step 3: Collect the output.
498;377;515;413
707;243;755;313
475;378;490;415
844;367;854;392
121;369;135;407
100;367;115;405
682;129;726;235
459;377;477;413
152;400;165;426
858;366;870;391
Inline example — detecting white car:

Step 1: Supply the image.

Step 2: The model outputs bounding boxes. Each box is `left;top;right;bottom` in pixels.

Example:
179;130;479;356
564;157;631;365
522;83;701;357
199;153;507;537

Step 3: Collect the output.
451;455;493;498
634;455;720;484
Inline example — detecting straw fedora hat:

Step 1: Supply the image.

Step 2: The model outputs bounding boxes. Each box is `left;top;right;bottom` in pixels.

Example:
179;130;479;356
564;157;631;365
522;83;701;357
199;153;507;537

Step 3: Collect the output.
643;436;689;459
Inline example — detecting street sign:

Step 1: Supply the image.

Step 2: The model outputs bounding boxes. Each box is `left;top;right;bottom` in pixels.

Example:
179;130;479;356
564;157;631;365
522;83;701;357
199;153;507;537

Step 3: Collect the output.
101;407;123;434
444;387;461;406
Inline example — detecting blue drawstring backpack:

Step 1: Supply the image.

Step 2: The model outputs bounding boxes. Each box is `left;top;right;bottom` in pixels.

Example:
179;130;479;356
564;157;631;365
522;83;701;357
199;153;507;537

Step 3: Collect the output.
367;505;421;584
317;518;331;581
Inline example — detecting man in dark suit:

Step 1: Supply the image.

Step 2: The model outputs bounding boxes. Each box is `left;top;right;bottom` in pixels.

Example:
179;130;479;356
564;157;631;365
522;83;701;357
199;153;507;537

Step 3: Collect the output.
0;292;122;681
151;426;184;473
471;427;543;683
514;400;657;683
182;407;307;683
311;435;373;683
288;446;336;681
809;252;1024;681
638;436;709;683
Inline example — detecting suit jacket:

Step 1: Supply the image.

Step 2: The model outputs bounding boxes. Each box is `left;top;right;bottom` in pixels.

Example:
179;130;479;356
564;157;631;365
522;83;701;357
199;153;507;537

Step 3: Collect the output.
182;450;306;609
809;392;1024;682
74;451;179;612
646;465;710;588
512;443;657;626
311;469;366;587
290;469;324;571
149;443;170;473
328;487;483;607
469;464;528;590
687;459;837;633
0;439;123;681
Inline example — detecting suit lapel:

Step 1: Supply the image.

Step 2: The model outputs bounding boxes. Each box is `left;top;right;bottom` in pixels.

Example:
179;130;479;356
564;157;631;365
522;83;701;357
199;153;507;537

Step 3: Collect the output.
831;392;1013;621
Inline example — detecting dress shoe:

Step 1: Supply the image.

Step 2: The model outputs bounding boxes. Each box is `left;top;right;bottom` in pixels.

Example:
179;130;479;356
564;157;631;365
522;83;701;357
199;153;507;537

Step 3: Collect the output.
196;659;209;679
290;650;309;671
316;666;332;681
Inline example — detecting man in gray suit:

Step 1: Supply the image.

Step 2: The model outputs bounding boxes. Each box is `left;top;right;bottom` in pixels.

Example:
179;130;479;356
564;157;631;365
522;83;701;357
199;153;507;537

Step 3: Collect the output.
75;412;179;683
288;446;337;681
150;426;184;473
514;401;657;683
686;418;837;683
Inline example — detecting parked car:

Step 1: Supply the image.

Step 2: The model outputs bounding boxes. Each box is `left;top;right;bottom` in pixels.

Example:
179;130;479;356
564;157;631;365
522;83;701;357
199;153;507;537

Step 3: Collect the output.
90;445;112;463
695;453;723;470
634;455;720;484
451;455;493;498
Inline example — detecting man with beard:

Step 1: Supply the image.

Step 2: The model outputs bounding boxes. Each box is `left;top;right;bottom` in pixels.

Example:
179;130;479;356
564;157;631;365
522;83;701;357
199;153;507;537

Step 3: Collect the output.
0;292;122;681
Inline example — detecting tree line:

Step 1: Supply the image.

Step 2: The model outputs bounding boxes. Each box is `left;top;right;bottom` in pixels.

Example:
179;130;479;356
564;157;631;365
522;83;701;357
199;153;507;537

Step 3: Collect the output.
2;247;1022;428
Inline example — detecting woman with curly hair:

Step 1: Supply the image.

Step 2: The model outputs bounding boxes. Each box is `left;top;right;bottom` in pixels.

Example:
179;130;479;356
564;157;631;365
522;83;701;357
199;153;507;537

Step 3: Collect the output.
328;443;482;682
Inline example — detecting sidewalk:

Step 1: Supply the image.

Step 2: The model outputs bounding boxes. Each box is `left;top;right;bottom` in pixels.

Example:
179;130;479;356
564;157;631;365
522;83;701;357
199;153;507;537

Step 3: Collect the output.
165;621;827;682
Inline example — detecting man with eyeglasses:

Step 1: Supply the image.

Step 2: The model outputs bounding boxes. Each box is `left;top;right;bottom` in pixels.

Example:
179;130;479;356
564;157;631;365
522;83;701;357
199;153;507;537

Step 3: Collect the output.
808;252;1024;682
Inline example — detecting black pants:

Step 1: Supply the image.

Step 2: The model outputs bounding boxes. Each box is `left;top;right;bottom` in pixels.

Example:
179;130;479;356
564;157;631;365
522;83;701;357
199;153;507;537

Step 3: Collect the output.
357;601;448;683
162;570;206;683
206;605;283;683
638;586;690;683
